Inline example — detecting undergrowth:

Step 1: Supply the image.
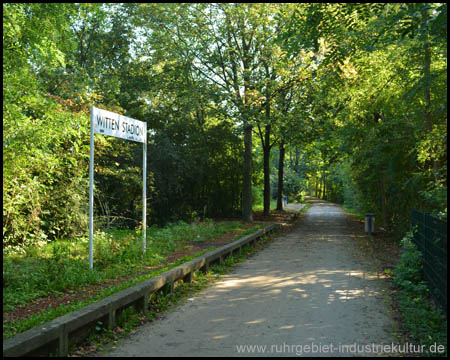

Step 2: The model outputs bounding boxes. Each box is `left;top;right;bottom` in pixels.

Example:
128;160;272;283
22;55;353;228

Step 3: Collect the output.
391;231;447;357
3;220;262;339
68;232;275;357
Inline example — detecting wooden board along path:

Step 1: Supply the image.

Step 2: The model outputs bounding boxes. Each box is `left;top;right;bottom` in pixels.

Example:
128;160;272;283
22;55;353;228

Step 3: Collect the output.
100;200;398;357
3;222;285;357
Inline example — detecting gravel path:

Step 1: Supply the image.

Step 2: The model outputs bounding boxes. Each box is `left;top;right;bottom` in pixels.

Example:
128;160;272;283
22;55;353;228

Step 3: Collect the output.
99;200;397;357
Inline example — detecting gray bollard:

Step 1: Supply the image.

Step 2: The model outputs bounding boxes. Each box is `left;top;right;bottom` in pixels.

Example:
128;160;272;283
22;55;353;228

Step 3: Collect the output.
365;213;375;235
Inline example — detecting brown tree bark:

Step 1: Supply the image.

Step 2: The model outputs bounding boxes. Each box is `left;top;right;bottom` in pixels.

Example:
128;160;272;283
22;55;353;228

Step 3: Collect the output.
379;174;389;231
242;124;253;222
315;177;318;197
263;125;271;216
424;35;438;183
276;140;285;211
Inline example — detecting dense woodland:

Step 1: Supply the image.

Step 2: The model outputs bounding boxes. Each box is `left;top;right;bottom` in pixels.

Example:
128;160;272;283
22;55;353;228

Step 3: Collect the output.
3;3;447;250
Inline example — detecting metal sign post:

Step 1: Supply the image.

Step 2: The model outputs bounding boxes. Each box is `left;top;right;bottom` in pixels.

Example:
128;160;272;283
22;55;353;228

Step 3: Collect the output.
142;140;147;253
89;106;147;269
89;108;95;269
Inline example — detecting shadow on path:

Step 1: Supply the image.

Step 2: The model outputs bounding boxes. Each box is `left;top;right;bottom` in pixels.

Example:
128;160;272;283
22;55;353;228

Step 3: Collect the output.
100;200;397;357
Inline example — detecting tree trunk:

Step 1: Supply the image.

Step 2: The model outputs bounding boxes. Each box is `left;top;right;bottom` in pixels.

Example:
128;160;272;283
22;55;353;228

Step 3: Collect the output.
276;140;285;211
240;30;253;222
424;34;438;183
263;125;271;216
319;175;324;199
289;148;293;168
317;175;321;199
379;174;389;231
315;177;318;198
242;124;253;222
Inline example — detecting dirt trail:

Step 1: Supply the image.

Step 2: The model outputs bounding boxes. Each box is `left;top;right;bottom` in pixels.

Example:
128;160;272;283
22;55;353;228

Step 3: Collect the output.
99;200;397;357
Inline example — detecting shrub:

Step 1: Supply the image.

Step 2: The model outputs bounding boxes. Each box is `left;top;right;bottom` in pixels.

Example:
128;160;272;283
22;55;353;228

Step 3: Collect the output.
392;231;447;356
393;232;425;293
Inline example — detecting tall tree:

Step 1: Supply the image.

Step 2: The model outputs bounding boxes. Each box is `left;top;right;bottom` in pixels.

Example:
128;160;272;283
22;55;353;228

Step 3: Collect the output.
135;3;288;221
280;3;447;228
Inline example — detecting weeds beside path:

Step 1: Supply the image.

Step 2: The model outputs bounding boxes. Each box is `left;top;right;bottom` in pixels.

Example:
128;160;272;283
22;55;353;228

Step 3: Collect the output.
100;199;403;357
4;217;291;340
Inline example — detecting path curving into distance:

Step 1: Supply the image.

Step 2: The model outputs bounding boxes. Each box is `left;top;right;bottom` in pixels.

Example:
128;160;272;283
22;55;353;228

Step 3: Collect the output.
98;199;397;357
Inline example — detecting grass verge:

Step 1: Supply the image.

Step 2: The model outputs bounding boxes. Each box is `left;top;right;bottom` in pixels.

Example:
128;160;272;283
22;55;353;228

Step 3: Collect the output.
3;219;263;340
252;199;277;211
299;203;310;215
340;204;365;221
68;223;286;357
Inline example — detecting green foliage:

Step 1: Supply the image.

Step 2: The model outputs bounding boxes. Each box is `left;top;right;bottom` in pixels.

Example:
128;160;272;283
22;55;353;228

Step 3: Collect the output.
251;186;264;208
2;4;446;353
3;93;90;249
67;232;277;356
392;232;447;356
3;3;246;247
148;121;243;225
2;220;252;314
281;3;447;233
282;167;308;200
3;3;93;249
3;220;263;341
2;2;446;267
393;232;425;290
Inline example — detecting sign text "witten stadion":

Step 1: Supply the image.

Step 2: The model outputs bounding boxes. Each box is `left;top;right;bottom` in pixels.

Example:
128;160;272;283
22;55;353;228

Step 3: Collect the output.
92;107;146;143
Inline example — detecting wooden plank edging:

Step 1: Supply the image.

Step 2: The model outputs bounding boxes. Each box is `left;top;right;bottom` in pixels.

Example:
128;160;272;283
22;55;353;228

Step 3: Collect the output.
3;222;282;357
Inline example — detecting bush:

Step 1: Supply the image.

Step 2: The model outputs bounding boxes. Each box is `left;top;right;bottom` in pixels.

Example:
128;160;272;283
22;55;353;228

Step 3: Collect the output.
3;94;90;250
283;167;307;199
392;231;447;356
393;232;425;292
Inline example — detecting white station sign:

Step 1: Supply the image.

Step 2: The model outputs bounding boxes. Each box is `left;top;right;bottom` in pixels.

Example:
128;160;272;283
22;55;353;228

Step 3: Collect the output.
92;106;147;143
89;106;147;270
